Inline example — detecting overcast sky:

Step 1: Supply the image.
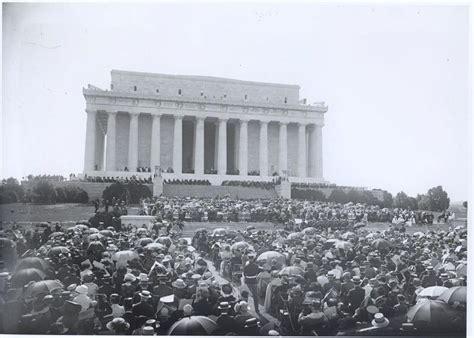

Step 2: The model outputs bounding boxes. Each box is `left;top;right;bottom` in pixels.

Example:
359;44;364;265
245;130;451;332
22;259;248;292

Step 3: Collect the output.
2;3;470;201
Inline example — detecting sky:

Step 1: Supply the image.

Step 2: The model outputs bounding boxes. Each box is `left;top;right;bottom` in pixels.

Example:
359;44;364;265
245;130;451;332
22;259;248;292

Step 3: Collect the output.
1;3;470;201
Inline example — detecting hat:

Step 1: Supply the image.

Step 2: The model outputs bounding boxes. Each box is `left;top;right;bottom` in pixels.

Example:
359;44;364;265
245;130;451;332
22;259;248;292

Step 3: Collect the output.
138;273;149;282
106;317;130;332
400;323;416;332
124;273;136;283
172;279;186;289
366;305;379;314
221;283;232;295
191;274;202;280
244;317;260;328
268;330;280;336
140;290;152;299
351;276;361;284
327;271;335;278
67;283;77;291
440;273;449;278
75;285;88;295
371;313;390;328
218;302;231;310
426;266;434;271
142;326;155;335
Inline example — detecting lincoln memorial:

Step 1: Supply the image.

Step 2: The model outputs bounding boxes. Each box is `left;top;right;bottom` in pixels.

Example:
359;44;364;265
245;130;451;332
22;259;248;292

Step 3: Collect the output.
82;70;327;184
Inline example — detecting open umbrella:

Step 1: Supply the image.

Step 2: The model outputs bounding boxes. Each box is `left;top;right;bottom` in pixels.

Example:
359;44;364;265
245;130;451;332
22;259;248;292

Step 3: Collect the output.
280;266;304;276
334;240;353;250
11;268;46;287
24;280;64;298
212;228;227;237
87;241;105;252
87;227;99;234
156;236;172;246
246;225;256;231
438;286;467;304
99;230;115;238
407;300;457;328
288;232;303;240
413;232;425;238
137;237;154;246
231;241;250;251
88;233;105;241
16;257;50;272
76;220;90;226
372;238;392;250
417;286;448;300
341;231;356;240
144;243;166;251
112;250;139;263
257;251;286;267
47;246;70;257
48;232;65;239
168;316;217;335
301;227;317;235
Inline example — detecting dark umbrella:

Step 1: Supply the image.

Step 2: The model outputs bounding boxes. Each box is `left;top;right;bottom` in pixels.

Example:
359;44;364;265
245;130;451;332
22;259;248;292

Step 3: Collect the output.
156;236;172;246
137;237;154;246
47;246;70;257
99;230;115;238
16;257;50;272
407;300;457;328
11;268;46;287
168;316;217;335
24;280;64;298
372;238;393;250
88;241;105;253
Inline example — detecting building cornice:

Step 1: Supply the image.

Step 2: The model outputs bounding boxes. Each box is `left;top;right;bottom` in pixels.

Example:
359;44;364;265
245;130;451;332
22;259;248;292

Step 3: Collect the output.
82;87;328;113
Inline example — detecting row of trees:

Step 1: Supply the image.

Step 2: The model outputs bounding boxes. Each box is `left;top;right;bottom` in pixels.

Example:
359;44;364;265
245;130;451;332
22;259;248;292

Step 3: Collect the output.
393;186;451;212
292;188;393;208
293;185;452;212
102;182;152;204
0;178;88;204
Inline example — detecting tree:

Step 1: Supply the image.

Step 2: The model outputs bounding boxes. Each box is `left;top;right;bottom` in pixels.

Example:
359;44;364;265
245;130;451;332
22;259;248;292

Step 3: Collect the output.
393;191;418;210
425;186;450;212
463;201;467;208
32;181;57;204
416;194;431;211
0;177;24;204
381;191;393;208
327;189;349;204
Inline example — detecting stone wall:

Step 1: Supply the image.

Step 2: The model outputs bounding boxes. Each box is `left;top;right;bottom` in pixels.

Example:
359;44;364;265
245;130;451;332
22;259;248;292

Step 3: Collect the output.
111;70;300;105
163;184;277;200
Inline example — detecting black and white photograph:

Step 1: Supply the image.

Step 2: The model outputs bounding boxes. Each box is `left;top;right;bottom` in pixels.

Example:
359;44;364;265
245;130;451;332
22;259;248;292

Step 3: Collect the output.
1;2;472;337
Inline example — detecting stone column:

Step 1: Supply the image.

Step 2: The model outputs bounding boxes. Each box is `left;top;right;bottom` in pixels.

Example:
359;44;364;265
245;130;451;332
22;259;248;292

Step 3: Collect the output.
259;120;268;176
298;122;307;177
314;124;323;179
217;118;228;175
195;116;205;175
105;112;117;171
150;113;162;170
279;122;288;175
239;119;248;176
128;112;139;171
309;124;323;179
84;110;97;172
173;115;183;174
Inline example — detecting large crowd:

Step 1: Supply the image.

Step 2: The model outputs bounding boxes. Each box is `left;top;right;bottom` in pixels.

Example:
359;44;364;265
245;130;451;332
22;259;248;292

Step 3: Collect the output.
0;194;467;336
141;197;445;227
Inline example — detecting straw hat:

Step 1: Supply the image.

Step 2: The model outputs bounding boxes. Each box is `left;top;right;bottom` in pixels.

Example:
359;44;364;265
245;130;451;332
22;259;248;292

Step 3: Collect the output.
106;317;130;332
371;313;390;328
172;279;186;289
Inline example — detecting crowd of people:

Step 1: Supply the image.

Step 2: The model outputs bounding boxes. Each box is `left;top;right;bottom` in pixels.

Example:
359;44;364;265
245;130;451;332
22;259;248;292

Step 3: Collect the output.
23;175;66;182
163;179;211;186
221;178;281;190
0;204;467;335
82;176;153;184
140;197;445;227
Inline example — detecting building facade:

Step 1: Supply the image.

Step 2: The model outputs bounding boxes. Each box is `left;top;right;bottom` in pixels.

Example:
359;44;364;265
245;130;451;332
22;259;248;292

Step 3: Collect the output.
82;70;327;183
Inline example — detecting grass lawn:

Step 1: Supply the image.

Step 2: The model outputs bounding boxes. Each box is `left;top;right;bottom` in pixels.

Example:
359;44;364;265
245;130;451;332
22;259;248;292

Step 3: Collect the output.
0;203;465;235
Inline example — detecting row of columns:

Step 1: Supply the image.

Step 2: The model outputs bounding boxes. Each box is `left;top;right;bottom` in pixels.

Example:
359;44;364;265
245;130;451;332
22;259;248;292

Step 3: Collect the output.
84;110;323;178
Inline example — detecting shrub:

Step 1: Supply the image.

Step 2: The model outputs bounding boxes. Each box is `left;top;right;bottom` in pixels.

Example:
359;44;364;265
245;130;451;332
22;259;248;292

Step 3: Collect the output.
291;188;327;201
0;177;24;204
32;181;57;204
103;182;151;204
